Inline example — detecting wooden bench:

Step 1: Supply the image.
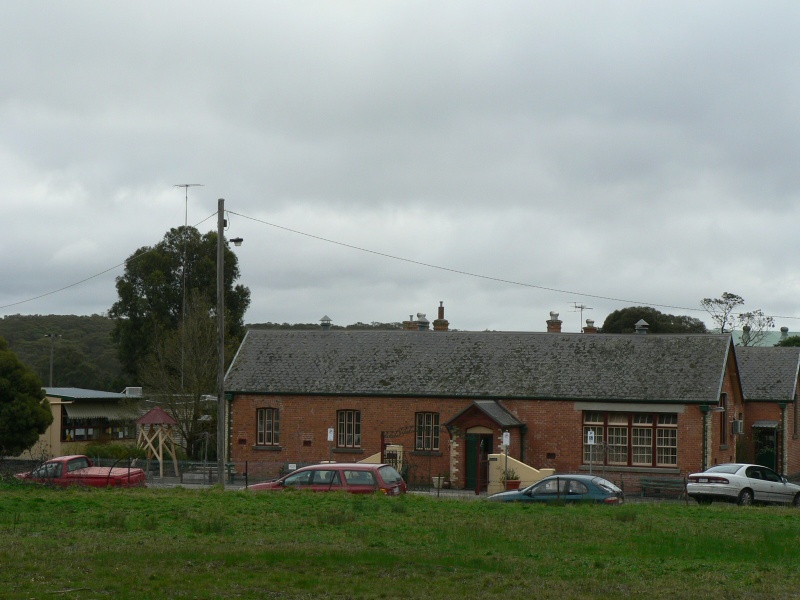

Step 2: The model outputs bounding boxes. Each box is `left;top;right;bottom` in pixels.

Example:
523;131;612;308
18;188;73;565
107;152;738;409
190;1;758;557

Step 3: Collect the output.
180;464;237;484
640;477;686;499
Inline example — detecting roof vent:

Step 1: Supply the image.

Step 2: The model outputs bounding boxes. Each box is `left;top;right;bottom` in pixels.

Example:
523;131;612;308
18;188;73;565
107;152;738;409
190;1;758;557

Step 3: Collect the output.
320;315;332;331
634;319;649;334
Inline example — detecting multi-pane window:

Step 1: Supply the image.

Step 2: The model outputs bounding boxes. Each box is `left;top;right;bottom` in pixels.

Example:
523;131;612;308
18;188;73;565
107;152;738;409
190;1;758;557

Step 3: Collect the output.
583;411;678;468
607;414;628;465
631;414;653;465
415;412;440;451
583;412;604;464
337;410;361;448
257;407;280;446
656;414;678;466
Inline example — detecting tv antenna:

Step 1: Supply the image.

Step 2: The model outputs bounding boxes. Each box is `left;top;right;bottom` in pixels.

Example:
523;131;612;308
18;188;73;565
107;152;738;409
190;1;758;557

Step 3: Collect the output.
174;184;203;229
174;184;203;391
571;302;593;331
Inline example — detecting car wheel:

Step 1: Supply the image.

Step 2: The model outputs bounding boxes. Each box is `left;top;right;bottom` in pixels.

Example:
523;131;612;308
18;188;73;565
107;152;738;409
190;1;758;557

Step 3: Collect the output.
737;489;753;506
793;493;800;508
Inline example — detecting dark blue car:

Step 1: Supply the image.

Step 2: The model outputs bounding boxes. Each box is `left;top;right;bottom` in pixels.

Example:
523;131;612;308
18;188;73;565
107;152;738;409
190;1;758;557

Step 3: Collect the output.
487;474;624;504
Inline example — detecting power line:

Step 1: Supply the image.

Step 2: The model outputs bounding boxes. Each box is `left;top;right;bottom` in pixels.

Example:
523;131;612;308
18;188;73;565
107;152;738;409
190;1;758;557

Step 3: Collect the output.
3;207;800;323
228;210;752;318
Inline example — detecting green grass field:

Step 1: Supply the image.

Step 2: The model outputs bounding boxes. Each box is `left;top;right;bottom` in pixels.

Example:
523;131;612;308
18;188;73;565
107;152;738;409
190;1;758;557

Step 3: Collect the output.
1;481;799;599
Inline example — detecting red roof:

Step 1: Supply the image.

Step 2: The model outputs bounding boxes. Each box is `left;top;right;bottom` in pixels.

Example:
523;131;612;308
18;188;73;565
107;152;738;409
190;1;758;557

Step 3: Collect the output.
136;406;178;425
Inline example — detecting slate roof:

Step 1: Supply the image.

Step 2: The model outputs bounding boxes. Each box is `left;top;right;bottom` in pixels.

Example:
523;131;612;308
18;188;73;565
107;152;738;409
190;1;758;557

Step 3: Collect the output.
445;400;525;427
735;346;800;401
226;330;734;404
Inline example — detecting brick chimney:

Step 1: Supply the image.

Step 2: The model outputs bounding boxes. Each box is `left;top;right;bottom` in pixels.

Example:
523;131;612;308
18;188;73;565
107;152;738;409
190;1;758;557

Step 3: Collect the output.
583;319;597;334
433;301;450;331
403;314;416;330
546;311;562;333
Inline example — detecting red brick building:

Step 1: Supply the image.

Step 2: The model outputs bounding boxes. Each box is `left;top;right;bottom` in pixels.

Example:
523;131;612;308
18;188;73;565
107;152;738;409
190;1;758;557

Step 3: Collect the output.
735;346;800;476
225;313;749;489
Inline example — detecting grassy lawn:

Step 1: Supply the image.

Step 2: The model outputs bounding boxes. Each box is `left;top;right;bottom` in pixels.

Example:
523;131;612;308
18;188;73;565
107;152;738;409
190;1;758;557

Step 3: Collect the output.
1;482;799;599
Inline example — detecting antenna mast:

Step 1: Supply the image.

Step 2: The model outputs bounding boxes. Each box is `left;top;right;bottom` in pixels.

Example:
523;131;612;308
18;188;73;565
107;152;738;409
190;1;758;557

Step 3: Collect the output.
571;302;594;332
174;184;203;390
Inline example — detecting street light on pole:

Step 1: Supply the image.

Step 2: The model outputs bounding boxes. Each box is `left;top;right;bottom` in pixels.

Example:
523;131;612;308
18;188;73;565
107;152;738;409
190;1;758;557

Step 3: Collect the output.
44;334;61;387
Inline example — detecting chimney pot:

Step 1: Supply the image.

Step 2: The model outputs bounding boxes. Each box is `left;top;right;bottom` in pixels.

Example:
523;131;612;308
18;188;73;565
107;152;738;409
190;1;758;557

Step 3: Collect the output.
434;302;449;331
546;311;563;333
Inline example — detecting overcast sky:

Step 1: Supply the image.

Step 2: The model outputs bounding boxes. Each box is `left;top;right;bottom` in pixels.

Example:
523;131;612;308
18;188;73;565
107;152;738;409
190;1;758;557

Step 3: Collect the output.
3;2;800;333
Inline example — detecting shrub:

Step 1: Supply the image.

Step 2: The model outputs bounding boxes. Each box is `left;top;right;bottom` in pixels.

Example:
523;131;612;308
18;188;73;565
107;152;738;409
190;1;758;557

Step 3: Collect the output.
85;442;146;460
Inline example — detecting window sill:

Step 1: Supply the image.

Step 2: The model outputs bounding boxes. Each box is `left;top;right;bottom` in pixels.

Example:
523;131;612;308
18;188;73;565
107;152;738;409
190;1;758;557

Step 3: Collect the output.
579;465;680;475
252;445;282;452
719;444;729;451
410;450;443;457
332;448;364;455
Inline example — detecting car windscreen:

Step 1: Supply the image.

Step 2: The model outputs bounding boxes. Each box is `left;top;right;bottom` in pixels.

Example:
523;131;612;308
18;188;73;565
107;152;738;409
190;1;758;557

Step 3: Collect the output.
377;466;403;484
593;478;622;493
705;465;741;474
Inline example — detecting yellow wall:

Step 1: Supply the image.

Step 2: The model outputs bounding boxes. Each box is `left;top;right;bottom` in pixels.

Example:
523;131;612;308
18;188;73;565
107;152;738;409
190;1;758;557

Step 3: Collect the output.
487;454;555;495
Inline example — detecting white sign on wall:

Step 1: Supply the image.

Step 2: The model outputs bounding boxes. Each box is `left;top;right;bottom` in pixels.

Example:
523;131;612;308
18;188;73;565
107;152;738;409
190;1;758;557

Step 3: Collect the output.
327;427;335;442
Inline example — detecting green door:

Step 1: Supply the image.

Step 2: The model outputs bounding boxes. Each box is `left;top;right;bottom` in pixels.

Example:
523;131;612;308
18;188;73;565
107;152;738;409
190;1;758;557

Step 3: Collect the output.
755;429;777;471
465;434;491;491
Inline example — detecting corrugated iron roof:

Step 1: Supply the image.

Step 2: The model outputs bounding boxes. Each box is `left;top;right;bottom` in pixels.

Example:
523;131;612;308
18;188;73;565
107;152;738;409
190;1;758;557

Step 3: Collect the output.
137;406;178;425
45;388;126;400
63;402;138;421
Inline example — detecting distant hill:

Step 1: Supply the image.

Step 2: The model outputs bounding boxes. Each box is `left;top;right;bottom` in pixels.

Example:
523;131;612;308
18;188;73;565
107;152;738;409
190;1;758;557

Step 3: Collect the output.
0;314;130;391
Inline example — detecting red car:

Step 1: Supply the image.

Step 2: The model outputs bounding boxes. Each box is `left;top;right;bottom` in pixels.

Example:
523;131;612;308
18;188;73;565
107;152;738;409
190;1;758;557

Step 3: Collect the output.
249;463;406;495
15;455;147;488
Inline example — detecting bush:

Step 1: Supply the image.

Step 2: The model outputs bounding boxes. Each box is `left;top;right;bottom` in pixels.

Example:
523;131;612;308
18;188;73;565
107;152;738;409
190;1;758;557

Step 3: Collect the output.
84;442;146;460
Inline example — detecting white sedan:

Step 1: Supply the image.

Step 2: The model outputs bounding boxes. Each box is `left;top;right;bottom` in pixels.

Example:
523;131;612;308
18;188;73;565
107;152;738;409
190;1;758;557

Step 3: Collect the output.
687;463;800;506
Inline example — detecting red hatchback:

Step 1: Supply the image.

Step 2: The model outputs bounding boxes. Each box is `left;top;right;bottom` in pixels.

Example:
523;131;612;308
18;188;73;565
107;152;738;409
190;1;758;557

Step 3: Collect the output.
249;463;407;495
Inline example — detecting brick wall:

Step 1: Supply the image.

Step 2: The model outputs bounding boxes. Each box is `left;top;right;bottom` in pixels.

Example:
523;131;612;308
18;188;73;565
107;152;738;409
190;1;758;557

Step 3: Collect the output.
231;394;472;483
230;392;728;487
